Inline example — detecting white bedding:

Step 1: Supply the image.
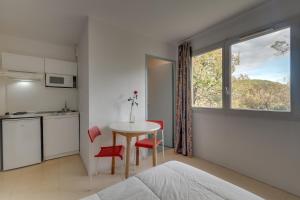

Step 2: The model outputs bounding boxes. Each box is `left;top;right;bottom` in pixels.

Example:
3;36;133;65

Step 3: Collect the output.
82;161;263;200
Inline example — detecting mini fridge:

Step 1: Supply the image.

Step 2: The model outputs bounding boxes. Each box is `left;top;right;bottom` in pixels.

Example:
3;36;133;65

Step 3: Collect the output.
1;117;42;170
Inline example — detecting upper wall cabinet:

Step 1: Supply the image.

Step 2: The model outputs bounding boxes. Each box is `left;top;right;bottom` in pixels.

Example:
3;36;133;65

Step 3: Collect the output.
45;58;77;76
1;52;44;73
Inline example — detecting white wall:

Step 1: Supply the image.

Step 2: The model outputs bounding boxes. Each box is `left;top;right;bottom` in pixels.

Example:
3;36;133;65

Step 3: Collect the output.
78;23;90;174
193;113;300;196
83;18;176;174
190;0;300;196
0;34;77;115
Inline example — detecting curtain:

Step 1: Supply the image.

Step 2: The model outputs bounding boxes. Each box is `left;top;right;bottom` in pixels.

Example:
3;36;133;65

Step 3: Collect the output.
175;41;193;156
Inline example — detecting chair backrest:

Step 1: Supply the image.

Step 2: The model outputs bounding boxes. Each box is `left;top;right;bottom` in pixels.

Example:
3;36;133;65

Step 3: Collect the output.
146;120;164;130
88;126;101;143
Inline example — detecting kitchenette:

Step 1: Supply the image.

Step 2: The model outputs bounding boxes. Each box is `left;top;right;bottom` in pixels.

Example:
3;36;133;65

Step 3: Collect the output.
0;52;79;171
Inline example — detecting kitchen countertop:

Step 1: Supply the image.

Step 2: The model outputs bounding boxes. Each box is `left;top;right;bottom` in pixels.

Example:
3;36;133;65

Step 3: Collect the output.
0;111;79;119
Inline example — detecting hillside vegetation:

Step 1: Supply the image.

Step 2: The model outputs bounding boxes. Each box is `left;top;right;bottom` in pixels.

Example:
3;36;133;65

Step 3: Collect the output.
231;78;290;111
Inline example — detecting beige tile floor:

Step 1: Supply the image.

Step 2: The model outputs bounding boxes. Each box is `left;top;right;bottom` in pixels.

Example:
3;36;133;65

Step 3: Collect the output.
0;149;299;200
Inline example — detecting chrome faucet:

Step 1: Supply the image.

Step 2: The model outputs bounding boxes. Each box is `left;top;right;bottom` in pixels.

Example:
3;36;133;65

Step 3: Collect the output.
62;101;70;112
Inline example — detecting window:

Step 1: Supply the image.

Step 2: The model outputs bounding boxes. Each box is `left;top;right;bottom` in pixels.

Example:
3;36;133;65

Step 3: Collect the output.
231;28;291;111
192;26;293;114
192;48;223;108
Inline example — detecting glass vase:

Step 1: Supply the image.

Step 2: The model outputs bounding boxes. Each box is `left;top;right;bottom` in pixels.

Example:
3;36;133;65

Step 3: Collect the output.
129;106;136;123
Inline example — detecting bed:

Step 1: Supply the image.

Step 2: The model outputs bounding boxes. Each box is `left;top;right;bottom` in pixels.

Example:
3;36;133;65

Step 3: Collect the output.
82;161;263;200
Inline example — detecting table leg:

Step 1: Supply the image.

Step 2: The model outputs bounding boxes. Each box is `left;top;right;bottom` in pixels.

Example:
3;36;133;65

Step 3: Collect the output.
111;131;116;175
152;131;157;166
125;136;131;178
136;136;139;166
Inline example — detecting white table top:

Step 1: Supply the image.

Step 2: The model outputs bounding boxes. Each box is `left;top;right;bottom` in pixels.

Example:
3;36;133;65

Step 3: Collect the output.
109;121;160;133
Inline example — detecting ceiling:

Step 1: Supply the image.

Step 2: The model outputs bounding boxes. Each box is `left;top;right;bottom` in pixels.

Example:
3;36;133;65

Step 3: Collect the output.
0;0;267;46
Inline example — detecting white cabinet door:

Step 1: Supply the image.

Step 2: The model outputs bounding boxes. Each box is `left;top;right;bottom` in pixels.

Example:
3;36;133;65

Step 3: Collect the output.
1;52;44;73
2;118;41;170
43;115;79;160
45;58;77;76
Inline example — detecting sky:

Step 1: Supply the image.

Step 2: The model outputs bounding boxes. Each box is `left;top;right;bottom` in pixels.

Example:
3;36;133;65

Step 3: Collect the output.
231;27;290;84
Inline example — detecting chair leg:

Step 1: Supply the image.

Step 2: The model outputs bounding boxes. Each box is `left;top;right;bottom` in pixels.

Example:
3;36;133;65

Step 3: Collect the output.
135;136;140;166
95;159;99;175
133;151;136;174
89;158;98;190
136;147;140;166
121;158;126;180
89;173;93;190
89;144;94;190
162;131;165;160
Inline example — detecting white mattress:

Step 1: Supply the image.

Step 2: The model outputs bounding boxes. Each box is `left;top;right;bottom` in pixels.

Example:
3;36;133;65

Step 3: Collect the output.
82;161;264;200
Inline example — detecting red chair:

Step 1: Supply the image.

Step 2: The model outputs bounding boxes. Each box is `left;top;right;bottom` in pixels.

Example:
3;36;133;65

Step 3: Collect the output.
88;126;124;177
135;120;165;164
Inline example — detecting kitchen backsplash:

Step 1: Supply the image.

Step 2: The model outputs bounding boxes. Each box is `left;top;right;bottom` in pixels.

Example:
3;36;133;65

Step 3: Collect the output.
0;79;78;114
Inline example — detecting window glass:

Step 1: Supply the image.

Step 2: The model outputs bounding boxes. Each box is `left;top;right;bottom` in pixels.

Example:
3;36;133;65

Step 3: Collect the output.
231;28;291;111
192;48;223;108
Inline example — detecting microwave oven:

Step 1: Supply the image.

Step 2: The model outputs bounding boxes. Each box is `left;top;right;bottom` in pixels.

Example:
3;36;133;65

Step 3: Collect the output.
45;73;76;88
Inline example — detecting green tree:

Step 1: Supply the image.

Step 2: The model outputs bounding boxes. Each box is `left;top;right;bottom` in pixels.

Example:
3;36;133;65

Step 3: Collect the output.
271;40;289;55
192;48;222;107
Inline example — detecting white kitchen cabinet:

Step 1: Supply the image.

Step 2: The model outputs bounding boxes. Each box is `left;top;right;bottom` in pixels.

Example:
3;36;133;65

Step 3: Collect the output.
43;114;79;160
2;117;42;170
45;58;77;76
1;52;44;73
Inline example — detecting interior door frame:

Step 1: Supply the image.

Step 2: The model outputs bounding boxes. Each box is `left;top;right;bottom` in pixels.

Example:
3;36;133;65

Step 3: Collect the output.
145;54;176;148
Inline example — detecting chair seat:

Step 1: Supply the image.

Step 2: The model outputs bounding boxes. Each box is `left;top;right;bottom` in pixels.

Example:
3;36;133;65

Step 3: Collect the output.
135;138;162;149
95;145;124;160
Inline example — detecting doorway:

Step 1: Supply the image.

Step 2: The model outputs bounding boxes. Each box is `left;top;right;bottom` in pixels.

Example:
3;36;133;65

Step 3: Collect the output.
146;55;175;148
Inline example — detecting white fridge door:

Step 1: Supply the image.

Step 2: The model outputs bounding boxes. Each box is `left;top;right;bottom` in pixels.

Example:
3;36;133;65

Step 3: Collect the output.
2;118;41;170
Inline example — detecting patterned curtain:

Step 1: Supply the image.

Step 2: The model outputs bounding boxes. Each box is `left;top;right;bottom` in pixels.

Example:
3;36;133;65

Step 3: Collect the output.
175;42;193;156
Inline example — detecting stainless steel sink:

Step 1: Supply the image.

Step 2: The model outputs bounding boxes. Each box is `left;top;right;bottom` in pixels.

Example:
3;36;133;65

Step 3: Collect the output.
35;110;78;115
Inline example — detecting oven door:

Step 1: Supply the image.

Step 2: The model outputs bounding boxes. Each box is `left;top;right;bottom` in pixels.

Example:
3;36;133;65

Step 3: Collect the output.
45;74;75;88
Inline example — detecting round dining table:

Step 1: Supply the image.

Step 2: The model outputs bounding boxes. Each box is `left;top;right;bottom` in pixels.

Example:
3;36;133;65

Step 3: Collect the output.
109;121;160;178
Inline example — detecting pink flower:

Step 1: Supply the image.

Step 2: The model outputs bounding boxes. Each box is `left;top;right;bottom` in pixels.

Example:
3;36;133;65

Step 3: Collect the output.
134;90;138;95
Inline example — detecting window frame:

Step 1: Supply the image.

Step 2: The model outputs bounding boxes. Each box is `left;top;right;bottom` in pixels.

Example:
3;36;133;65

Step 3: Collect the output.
191;19;300;120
